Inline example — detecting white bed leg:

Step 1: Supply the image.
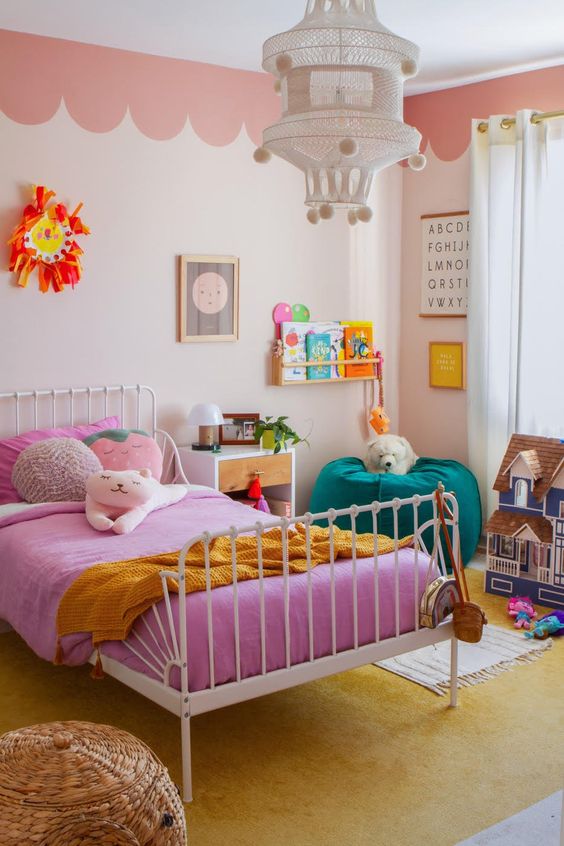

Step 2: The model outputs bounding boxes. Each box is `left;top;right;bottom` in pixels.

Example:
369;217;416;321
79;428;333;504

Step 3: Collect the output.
181;709;193;803
449;636;459;708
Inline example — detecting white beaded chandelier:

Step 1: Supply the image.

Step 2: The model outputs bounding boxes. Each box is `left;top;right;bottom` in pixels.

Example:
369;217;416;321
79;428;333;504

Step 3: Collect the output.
254;0;426;225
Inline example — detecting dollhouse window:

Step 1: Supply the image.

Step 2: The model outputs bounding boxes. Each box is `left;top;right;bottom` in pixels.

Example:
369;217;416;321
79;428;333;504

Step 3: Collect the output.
515;479;528;507
499;537;515;558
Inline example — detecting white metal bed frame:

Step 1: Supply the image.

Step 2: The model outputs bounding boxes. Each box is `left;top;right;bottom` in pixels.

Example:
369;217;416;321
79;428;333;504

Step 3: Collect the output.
0;385;460;802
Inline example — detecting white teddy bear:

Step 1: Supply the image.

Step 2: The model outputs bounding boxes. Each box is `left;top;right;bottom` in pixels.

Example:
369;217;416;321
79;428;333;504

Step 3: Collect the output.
85;468;186;534
365;434;417;476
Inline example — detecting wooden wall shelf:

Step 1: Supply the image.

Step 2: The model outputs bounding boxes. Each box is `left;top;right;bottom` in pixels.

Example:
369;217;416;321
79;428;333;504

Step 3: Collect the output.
271;356;379;386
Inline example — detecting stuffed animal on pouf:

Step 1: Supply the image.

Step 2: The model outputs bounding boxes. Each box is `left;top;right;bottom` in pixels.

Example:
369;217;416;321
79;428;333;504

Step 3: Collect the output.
85;469;186;535
365;434;417;476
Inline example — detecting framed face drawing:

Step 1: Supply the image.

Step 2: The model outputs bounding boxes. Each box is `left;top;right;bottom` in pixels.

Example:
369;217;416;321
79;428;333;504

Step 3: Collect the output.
178;255;239;342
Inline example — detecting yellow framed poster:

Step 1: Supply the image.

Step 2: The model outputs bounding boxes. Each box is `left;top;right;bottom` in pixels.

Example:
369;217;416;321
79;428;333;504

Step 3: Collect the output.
429;342;466;390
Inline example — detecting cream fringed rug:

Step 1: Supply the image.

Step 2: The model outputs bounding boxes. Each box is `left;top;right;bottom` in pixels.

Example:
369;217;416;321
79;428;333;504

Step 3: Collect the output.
374;624;553;695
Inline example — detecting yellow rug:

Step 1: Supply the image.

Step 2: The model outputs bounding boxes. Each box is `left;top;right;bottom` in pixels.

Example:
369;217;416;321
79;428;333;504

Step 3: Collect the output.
0;570;561;846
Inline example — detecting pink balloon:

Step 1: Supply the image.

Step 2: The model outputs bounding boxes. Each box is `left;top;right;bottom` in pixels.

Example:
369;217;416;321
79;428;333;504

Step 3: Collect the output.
272;302;293;324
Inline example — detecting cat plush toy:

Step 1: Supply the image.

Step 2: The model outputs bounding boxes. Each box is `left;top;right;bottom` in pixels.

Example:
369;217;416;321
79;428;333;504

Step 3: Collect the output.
85;468;186;535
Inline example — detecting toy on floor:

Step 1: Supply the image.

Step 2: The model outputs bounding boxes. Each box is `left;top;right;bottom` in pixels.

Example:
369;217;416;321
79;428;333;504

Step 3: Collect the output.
539;609;564;635
85;468;186;534
524;615;564;639
507;596;537;630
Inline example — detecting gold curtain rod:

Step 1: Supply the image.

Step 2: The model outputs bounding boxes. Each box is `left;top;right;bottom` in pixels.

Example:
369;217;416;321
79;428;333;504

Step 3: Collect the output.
477;109;564;133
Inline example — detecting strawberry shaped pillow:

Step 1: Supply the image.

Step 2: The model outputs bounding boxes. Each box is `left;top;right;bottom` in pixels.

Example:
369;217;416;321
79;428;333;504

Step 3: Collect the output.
83;429;163;481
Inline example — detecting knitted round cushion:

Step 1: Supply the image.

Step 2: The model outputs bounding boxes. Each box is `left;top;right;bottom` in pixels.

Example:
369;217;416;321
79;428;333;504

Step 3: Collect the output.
11;437;102;503
0;721;186;845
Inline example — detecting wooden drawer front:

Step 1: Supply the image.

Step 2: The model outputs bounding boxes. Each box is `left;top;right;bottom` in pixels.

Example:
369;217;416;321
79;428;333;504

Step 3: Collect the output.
219;454;292;493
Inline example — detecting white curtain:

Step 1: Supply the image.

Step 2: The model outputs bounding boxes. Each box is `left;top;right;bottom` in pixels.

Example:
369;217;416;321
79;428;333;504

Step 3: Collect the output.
468;110;564;516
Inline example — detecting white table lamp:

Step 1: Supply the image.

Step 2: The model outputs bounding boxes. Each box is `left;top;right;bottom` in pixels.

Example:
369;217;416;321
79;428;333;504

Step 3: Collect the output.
187;403;225;451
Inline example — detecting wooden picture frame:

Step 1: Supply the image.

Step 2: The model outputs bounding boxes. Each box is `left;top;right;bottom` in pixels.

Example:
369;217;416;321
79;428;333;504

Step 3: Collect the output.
178;255;239;343
220;413;260;446
420;211;470;318
429;341;466;390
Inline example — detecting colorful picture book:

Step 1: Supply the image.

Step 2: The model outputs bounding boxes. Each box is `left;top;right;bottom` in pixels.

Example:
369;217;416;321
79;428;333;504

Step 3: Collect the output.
280;321;373;381
344;325;374;377
306;333;332;380
280;322;346;381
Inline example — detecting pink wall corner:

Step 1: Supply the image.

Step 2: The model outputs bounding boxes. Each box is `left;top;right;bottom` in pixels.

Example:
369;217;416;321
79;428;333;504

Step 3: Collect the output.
0;28;280;146
405;65;564;162
400;63;564;466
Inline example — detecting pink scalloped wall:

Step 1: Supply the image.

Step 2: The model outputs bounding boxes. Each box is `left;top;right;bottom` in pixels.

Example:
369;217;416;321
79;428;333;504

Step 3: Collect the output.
0;28;280;145
405;65;564;161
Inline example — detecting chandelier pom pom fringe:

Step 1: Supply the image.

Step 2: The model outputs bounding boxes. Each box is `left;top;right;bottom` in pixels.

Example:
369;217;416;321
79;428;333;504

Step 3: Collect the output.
408;153;427;171
253;147;272;164
402;59;418;77
347;210;359;226
319;204;334;220
307;208;321;224
339;138;358;157
275;54;293;74
357;206;373;223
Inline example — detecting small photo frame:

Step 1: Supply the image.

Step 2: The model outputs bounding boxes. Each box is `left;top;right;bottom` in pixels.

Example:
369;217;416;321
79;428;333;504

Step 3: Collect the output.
220;413;260;446
429;341;466;390
178;255;239;343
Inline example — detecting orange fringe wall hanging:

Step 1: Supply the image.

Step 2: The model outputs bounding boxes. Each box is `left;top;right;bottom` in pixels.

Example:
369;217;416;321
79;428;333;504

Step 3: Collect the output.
8;185;90;293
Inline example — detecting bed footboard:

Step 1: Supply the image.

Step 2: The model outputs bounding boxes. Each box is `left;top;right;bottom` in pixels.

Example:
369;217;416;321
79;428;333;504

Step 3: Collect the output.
113;488;460;801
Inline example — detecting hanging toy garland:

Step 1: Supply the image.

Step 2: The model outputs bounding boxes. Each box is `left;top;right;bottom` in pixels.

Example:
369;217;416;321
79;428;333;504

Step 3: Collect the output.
369;351;390;435
8;185;90;293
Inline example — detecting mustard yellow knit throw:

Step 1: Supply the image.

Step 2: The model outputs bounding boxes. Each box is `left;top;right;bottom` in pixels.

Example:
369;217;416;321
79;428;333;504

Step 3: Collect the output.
56;524;412;648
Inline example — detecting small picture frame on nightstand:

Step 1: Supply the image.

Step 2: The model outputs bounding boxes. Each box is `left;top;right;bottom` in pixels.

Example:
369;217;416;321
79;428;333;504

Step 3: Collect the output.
219;413;260;446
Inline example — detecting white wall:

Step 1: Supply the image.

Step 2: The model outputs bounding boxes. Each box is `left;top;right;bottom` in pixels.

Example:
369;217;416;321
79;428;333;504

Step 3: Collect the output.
0;105;401;512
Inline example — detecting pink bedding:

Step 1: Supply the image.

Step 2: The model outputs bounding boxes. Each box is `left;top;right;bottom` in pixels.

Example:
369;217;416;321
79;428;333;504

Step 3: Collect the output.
0;490;431;693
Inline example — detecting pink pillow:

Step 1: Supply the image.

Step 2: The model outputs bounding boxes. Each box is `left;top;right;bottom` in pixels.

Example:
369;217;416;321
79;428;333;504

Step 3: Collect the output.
0;416;119;505
83;429;163;481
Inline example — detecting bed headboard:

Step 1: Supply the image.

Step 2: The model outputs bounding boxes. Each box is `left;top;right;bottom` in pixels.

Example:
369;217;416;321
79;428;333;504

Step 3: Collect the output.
0;384;157;438
0;384;187;484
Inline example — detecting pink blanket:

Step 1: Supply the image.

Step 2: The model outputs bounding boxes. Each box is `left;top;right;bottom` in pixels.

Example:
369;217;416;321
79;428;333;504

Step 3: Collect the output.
0;490;431;693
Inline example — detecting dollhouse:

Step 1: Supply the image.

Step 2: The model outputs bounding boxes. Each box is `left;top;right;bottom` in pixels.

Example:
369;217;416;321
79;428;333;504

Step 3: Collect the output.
485;434;564;608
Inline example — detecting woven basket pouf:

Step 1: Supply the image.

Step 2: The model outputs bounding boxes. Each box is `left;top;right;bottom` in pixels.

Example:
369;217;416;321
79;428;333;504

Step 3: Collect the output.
0;721;186;846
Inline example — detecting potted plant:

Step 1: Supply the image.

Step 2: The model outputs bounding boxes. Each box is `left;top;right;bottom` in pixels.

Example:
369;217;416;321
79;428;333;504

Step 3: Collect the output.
255;416;309;454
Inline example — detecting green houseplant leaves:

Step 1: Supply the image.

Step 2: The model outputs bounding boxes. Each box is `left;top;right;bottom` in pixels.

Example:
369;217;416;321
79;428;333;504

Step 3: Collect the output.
255;416;309;454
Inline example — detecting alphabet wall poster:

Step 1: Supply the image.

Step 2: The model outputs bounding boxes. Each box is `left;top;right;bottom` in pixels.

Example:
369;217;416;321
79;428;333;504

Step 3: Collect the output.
420;211;469;317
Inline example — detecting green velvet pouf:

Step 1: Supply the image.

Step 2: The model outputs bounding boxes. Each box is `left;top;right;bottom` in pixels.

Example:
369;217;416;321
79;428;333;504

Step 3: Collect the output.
309;456;482;566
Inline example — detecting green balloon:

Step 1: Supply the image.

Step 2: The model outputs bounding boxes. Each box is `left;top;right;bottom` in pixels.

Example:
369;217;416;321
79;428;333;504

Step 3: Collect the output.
292;304;310;322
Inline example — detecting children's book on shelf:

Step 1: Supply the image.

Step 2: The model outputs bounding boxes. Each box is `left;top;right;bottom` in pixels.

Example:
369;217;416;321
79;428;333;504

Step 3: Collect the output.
306;333;332;380
344;325;374;377
280;322;346;381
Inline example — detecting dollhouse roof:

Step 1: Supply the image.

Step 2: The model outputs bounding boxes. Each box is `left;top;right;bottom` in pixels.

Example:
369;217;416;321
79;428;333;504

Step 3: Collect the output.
494;434;564;502
485;510;554;544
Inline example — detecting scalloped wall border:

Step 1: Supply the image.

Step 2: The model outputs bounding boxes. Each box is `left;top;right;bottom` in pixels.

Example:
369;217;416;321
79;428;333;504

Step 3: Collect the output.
405;64;564;162
0;28;280;146
1;29;562;160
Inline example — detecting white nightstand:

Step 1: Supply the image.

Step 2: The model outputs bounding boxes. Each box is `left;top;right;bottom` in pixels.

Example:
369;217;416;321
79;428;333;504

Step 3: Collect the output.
177;445;296;516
